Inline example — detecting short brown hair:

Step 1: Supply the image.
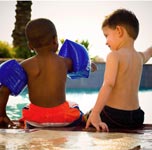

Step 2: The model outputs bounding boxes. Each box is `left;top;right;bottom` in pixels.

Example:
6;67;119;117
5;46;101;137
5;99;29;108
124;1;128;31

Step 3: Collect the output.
25;18;57;48
102;9;139;40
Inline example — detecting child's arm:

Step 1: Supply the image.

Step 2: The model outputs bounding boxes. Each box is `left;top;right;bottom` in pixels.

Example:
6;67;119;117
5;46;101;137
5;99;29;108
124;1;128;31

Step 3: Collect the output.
140;46;152;63
85;82;111;132
86;52;119;132
0;86;15;128
91;62;97;72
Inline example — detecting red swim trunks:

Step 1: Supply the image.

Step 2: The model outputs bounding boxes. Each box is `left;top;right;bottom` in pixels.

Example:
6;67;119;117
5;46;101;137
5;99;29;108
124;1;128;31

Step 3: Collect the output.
21;101;83;127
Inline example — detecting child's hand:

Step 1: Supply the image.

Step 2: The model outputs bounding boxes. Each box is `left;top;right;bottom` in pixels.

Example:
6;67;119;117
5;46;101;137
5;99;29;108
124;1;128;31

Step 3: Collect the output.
85;111;109;132
0;115;16;128
91;62;97;72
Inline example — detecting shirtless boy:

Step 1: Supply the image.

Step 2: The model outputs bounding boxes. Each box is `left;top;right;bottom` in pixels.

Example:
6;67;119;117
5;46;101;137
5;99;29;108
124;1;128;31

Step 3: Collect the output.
0;18;86;128
86;9;152;131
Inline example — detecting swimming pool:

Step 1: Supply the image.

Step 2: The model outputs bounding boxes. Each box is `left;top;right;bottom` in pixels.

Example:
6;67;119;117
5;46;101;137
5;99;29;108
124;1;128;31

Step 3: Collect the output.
6;88;152;124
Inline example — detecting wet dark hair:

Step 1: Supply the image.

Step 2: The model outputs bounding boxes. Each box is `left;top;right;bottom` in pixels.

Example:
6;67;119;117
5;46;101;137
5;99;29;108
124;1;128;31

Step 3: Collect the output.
25;18;57;48
102;9;139;40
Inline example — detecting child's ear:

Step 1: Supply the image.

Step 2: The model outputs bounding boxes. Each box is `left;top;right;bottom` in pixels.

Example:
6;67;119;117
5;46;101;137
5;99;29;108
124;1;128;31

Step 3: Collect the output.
27;42;34;50
53;36;58;45
116;25;124;37
52;36;59;51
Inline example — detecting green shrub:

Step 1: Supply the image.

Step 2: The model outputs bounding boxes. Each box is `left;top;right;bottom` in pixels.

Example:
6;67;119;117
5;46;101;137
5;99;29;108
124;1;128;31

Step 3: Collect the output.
14;46;35;59
60;39;90;51
0;41;14;58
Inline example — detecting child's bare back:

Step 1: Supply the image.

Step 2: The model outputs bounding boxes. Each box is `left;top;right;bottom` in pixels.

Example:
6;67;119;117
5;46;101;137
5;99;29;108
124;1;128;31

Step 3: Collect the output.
21;52;72;108
106;48;143;110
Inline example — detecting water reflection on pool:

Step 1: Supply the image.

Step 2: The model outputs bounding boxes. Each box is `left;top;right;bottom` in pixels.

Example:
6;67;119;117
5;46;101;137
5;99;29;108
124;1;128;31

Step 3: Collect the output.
6;88;152;124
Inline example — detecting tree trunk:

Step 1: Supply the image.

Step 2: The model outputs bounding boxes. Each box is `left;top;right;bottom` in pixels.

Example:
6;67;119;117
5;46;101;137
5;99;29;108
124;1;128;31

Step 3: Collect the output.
12;0;32;58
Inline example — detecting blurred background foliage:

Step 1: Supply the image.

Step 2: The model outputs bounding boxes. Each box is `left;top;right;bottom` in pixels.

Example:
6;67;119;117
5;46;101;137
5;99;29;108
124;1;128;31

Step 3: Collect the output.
0;41;14;58
0;39;90;58
0;0;104;62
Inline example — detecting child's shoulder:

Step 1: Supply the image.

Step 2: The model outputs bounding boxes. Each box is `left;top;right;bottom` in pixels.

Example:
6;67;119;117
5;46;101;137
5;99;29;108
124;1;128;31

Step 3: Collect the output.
20;56;36;67
106;51;120;61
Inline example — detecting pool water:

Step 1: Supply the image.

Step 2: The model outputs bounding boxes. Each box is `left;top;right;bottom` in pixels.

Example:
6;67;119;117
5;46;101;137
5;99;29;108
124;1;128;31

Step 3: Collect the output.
6;88;152;124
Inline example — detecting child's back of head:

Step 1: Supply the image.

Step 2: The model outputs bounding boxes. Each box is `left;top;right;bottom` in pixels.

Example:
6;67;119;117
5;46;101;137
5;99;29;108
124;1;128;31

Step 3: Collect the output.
25;18;57;49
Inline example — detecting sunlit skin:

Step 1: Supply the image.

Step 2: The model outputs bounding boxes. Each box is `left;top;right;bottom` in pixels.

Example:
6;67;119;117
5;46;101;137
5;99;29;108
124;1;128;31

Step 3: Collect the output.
0;41;73;128
86;24;152;132
0;19;73;128
0;19;97;128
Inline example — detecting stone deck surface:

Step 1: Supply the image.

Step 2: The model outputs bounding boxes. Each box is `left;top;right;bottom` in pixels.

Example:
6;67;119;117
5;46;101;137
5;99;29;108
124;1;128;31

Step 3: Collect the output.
0;124;152;150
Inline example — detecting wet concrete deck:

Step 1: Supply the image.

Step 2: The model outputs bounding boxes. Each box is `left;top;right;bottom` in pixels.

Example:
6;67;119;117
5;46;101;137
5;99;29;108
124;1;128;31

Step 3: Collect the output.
0;125;152;150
